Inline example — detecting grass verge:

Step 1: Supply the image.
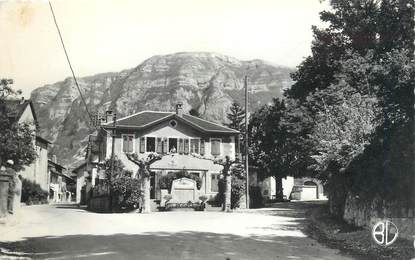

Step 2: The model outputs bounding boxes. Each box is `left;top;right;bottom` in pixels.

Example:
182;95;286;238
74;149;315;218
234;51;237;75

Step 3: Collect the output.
305;204;414;260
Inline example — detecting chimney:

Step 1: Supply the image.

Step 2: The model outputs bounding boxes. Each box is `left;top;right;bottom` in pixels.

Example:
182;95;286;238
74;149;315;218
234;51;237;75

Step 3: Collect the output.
175;102;183;117
105;110;113;123
52;155;57;163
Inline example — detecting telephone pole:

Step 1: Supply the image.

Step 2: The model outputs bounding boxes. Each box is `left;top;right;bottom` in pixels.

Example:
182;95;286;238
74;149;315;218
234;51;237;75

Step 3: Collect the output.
244;75;250;209
109;111;116;211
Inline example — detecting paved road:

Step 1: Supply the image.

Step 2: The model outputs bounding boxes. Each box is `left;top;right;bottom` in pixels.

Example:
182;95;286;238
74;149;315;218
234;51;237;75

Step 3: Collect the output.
0;202;355;260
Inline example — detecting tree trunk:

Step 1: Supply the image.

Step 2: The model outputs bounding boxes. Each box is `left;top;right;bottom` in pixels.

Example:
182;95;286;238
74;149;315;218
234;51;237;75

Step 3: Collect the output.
142;177;151;213
222;174;232;212
275;176;283;201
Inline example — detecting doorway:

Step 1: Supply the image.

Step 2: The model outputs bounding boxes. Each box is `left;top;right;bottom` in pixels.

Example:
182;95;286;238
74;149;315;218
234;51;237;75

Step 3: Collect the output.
168;138;178;153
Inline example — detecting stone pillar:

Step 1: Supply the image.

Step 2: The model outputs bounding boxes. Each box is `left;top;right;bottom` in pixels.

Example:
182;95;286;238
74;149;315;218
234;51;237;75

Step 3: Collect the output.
12;175;22;215
0;172;11;218
0;168;21;218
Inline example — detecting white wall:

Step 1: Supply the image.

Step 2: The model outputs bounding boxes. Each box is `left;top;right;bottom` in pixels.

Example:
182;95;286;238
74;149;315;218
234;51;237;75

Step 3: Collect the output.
282;176;294;199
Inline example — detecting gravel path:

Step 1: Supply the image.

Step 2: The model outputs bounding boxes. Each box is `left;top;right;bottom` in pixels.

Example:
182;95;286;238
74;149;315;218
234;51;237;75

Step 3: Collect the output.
0;203;356;259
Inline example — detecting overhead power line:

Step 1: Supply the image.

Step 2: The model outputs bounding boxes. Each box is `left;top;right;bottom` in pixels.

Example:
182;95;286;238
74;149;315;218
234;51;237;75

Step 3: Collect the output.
48;1;94;128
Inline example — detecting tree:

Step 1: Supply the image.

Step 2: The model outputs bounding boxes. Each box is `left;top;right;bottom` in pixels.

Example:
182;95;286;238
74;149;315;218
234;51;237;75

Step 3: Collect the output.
189;108;201;117
284;0;415;214
226;102;246;159
102;157;141;211
215;155;241;211
226;102;245;131
0;79;37;171
126;152;162;213
191;153;241;211
249;98;299;200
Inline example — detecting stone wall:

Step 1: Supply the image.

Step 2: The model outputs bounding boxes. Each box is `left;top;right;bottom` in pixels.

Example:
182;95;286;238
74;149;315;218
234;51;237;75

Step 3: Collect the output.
343;194;415;240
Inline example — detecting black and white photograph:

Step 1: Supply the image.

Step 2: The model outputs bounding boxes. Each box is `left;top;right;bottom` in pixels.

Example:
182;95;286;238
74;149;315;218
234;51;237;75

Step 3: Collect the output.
0;0;414;259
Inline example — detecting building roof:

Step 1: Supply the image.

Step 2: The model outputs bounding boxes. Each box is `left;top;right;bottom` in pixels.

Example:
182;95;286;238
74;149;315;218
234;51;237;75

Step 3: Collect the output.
48;160;74;181
102;111;239;134
182;114;238;133
2;99;38;125
48;159;67;170
36;135;52;144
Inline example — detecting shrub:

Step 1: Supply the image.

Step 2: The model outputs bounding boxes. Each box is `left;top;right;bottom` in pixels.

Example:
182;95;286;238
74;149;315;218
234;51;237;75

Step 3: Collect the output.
158;170;202;190
218;175;246;209
21;178;48;205
231;177;246;209
111;176;143;210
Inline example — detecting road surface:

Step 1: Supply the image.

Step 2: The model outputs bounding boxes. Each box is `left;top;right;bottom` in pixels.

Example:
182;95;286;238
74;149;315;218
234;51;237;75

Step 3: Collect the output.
0;202;355;259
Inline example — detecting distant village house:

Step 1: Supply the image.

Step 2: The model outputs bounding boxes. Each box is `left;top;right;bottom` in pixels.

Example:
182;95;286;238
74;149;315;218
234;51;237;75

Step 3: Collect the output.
75;103;240;206
4;99;51;192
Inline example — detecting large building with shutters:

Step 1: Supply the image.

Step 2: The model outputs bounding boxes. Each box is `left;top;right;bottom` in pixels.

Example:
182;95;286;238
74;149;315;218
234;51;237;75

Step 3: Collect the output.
84;103;240;202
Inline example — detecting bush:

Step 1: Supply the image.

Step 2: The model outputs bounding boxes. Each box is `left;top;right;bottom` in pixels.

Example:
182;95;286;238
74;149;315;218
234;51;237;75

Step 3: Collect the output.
21;179;48;205
111;176;143;211
218;175;246;209
231;177;246;209
158;170;202;190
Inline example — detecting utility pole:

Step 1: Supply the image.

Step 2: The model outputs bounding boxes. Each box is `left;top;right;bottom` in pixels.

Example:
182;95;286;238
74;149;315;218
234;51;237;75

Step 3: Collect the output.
109;111;116;211
244;75;250;209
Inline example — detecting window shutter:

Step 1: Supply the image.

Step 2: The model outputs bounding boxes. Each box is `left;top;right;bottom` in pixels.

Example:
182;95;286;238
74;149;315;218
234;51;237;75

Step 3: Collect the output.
195;139;199;154
140;137;146;153
156;137;162;153
184;139;189;154
178;138;184;153
162;138;167;154
211;139;220;156
200;139;205;155
122;136;128;152
128;135;134;153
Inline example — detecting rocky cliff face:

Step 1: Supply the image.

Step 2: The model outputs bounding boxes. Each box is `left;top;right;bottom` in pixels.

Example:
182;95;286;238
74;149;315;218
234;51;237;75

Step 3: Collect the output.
30;52;294;167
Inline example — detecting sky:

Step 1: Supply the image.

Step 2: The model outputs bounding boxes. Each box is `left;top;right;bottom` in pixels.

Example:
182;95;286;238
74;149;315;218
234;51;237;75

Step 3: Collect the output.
0;0;329;98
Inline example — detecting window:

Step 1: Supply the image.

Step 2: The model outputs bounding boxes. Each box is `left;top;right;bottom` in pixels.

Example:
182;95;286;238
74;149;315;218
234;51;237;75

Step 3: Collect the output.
190;139;199;154
169;120;177;128
211;173;219;192
184;139;190;154
168;138;178;153
140;137;145;153
210;138;221;156
146;137;156;152
122;135;134;153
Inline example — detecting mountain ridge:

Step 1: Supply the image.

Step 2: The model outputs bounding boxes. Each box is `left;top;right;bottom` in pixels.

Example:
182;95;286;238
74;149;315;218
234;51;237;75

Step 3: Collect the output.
30;52;294;167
